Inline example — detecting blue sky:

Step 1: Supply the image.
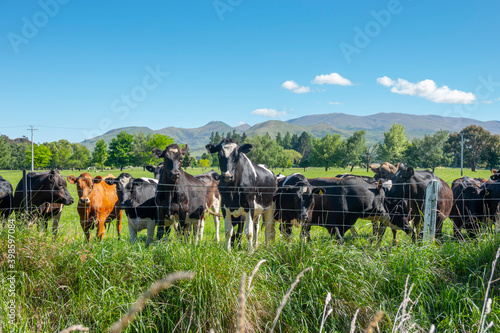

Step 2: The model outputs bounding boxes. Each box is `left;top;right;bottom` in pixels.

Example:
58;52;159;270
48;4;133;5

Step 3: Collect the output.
1;0;499;143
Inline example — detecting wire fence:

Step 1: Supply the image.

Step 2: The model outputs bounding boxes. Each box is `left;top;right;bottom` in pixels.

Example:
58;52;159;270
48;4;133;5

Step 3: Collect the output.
1;172;499;242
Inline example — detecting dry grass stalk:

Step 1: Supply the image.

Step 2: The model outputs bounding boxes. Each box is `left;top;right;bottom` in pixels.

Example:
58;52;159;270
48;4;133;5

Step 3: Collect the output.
319;292;333;333
109;271;195;333
478;244;500;333
270;267;312;333
237;273;247;333
246;259;267;297
365;310;384;333
391;275;421;333
59;324;89;333
349;308;360;333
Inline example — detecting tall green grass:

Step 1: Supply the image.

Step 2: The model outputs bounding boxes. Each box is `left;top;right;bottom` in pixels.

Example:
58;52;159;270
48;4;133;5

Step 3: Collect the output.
0;166;498;332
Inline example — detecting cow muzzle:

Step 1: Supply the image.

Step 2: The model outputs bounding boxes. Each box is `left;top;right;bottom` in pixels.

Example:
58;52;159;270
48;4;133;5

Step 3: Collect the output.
79;198;91;204
168;171;180;180
63;197;74;205
222;172;233;182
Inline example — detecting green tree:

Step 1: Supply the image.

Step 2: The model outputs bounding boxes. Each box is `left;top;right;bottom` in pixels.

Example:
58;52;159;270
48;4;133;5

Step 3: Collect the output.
181;145;195;169
410;130;451;172
198;158;211;170
291;133;300;151
92;139;108;171
340;130;366;171
10;141;29;170
131;133;151;169
25;144;52;169
0;136;12;169
246;135;288;169
484;134;500;170
297;132;313;160
283;149;302;166
275;132;283;147
70;144;91;170
283;132;292;150
377;123;409;164
147;133;175;166
361;144;378;172
446;125;493;171
47;140;72;169
107;132;134;171
310;134;342;171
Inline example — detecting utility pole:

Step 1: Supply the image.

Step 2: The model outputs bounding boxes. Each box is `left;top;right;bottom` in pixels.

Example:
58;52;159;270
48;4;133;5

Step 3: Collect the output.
460;133;464;176
28;125;37;172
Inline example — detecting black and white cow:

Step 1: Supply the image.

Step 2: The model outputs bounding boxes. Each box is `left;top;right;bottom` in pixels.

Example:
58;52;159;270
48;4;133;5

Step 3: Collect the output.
274;173;320;239
306;177;386;242
12;170;74;236
482;176;500;233
206;139;277;251
0;175;13;220
153;144;219;243
105;173;159;246
146;162;222;242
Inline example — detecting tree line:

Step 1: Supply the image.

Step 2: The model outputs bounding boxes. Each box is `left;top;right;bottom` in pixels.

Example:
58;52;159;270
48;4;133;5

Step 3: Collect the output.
0;124;498;171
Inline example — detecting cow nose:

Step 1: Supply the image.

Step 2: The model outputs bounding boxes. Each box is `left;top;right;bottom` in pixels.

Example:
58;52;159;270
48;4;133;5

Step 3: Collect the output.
222;172;233;182
79;198;90;204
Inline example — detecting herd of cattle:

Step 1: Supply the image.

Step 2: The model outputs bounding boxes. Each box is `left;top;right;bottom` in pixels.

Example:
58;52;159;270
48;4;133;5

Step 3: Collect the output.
1;138;500;250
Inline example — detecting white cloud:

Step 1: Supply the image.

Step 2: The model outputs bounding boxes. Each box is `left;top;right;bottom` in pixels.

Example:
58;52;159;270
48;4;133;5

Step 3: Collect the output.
312;73;353;86
377;76;476;104
329;101;343;105
293;86;311;94
251;108;287;117
377;76;394;87
282;80;299;90
480;100;493;104
282;80;311;94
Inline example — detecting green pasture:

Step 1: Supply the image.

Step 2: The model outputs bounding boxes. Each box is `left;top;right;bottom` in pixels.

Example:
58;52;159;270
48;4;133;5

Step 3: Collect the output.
0;166;499;332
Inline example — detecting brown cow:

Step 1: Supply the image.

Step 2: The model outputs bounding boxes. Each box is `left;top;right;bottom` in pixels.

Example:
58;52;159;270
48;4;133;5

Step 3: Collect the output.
67;173;122;241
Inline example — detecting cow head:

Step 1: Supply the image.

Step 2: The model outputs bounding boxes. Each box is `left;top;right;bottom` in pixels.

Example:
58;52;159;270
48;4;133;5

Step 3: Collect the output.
67;173;104;204
276;174;321;223
370;162;398;180
152;144;187;181
205;139;252;182
482;180;500;224
146;163;163;180
43;170;74;205
105;173;134;207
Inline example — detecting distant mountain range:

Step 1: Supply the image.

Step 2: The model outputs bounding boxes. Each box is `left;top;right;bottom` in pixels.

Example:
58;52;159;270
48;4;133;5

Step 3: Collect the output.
79;112;500;157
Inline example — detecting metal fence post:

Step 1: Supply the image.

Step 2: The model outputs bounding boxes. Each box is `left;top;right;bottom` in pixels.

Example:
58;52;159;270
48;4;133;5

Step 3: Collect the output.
23;169;28;213
423;179;438;242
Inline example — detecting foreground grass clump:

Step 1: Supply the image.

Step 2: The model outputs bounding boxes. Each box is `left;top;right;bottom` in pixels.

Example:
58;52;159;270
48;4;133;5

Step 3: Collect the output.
0;223;499;332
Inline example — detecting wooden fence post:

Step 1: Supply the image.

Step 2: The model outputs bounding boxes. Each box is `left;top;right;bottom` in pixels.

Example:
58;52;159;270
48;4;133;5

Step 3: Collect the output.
423;179;438;242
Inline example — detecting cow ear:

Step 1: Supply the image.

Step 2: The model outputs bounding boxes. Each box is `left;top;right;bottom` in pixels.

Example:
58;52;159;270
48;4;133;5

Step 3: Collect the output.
181;144;188;155
206;143;218;153
152;148;164;158
133;178;144;186
377;180;383;192
239;143;252;155
145;165;155;173
369;164;379;173
211;172;221;181
407;167;414;176
67;176;77;184
491;174;500;181
104;178;116;186
94;176;104;184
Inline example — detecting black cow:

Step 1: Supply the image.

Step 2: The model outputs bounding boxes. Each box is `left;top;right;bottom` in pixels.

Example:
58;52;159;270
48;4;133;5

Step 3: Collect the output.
146;162;222;242
449;176;488;240
105;173;159;246
206;139;277;251
153;144;218;243
13;170;74;236
336;173;398;243
274;173;320;239
0;175;13;220
385;163;453;241
305;177;386;242
482;176;500;233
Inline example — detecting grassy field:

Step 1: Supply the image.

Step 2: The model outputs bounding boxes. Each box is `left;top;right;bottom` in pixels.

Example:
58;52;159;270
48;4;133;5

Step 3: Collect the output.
0;166;499;332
